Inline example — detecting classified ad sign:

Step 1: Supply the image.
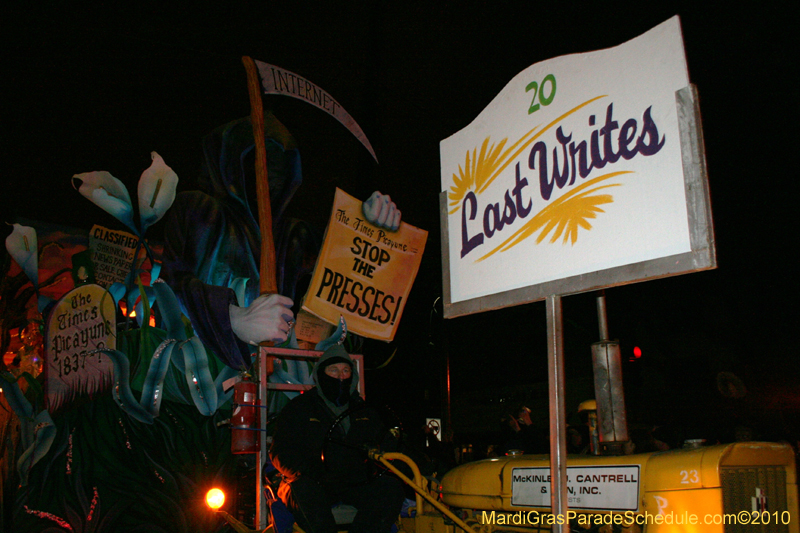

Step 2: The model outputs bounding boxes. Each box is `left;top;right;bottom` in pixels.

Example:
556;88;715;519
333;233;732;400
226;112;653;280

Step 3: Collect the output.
303;188;427;341
441;17;708;314
89;224;139;287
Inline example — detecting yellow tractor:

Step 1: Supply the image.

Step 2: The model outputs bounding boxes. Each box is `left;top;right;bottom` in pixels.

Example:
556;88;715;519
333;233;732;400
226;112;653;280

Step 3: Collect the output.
209;345;797;533
434;440;797;532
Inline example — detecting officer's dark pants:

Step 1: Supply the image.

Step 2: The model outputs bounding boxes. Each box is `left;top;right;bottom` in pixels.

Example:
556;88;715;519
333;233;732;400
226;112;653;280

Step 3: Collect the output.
278;474;405;533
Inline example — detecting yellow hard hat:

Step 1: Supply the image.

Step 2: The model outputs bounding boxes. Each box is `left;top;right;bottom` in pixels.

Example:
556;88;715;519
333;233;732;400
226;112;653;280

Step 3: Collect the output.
578;399;597;412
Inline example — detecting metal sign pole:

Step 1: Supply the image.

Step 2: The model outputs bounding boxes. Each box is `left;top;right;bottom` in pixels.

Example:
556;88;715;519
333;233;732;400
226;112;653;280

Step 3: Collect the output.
592;291;629;453
546;294;568;532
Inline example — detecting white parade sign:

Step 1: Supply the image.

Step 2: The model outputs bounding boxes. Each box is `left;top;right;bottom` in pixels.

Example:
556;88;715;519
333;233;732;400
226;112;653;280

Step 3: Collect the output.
440;16;715;317
511;466;640;511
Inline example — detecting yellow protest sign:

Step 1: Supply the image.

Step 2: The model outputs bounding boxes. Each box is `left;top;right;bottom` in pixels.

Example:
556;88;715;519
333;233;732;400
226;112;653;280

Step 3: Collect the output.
302;189;427;341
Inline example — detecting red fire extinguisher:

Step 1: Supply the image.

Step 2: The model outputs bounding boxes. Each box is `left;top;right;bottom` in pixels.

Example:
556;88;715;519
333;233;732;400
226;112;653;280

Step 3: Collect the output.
231;380;259;454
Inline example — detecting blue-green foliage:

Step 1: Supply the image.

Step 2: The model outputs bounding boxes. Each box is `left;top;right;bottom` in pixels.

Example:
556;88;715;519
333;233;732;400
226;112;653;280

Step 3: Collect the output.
13;393;234;532
100;280;223;423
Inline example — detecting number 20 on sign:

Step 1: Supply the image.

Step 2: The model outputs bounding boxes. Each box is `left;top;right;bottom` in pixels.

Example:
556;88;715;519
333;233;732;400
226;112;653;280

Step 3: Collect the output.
526;74;557;114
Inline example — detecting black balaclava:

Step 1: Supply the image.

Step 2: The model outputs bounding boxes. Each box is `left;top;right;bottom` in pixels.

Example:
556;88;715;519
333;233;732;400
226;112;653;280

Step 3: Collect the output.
317;356;353;407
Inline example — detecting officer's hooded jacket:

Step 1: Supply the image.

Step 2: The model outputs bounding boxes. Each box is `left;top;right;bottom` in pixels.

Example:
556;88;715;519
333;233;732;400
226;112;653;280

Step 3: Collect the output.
269;345;387;486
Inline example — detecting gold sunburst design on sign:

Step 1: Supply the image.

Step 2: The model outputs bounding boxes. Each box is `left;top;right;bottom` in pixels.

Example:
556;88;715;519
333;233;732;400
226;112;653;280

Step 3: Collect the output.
447;129;539;214
476;171;631;263
446;95;607;215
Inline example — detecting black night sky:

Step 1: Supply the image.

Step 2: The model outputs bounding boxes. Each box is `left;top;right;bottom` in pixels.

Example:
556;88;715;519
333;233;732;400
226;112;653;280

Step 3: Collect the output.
3;2;798;447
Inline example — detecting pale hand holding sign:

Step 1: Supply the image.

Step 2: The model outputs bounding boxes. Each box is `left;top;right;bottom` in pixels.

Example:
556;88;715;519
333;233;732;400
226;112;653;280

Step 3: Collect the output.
362;191;401;231
230;294;294;345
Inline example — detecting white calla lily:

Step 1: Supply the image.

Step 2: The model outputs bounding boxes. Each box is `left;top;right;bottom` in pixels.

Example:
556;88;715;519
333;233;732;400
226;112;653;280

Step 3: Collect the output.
72;171;136;233
5;224;39;287
138;152;178;232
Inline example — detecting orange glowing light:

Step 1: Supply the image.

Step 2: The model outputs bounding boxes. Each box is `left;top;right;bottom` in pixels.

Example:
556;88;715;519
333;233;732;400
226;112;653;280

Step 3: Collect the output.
206;488;225;510
119;301;156;326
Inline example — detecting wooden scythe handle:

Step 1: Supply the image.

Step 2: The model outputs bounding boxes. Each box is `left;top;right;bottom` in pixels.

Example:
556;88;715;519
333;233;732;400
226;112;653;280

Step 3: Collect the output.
242;56;278;295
